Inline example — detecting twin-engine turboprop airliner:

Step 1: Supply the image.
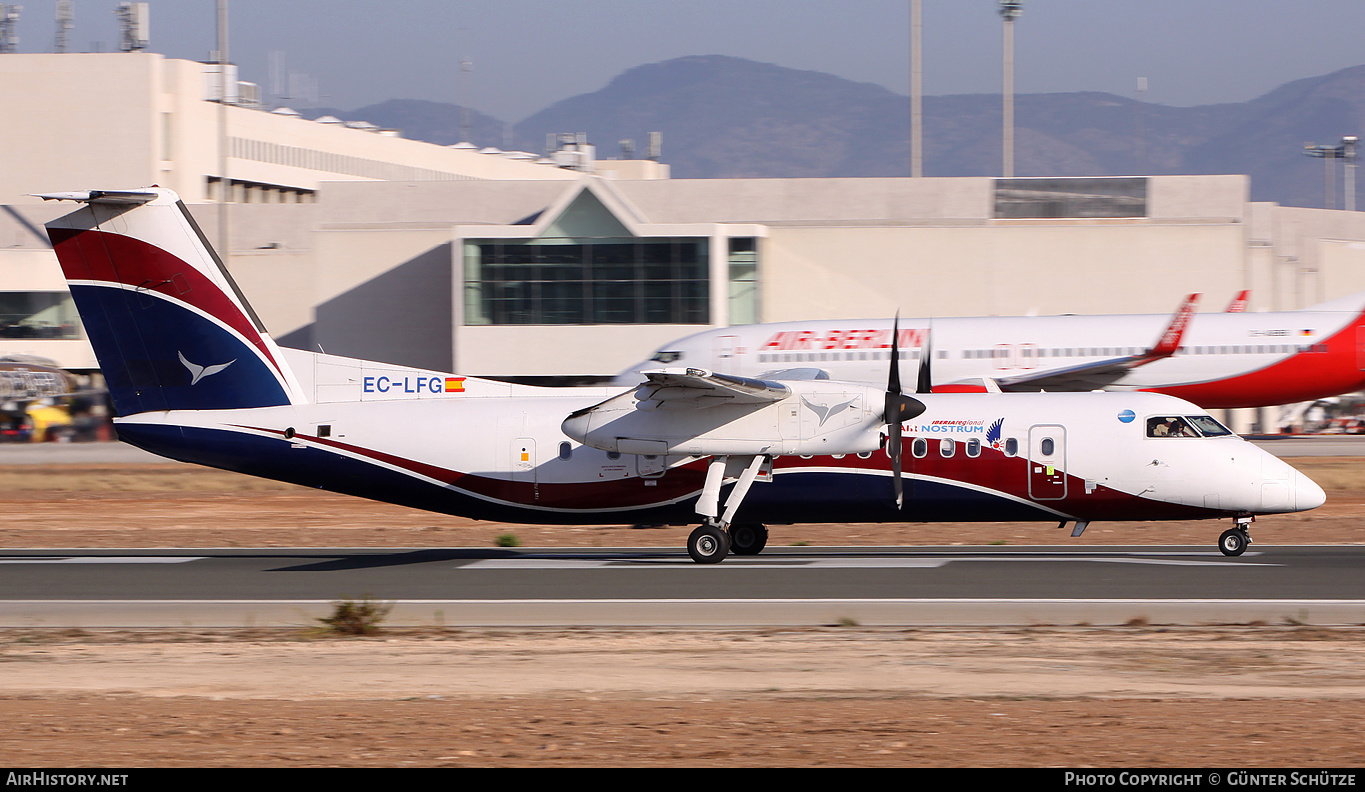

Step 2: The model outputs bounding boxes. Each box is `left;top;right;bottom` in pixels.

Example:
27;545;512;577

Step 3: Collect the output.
619;290;1365;409
39;188;1324;561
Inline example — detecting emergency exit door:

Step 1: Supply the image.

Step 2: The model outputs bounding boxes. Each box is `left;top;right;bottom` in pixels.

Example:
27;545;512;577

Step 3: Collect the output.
713;335;740;374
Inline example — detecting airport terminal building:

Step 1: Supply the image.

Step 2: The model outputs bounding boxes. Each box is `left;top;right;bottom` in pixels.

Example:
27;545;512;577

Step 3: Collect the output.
4;53;1365;430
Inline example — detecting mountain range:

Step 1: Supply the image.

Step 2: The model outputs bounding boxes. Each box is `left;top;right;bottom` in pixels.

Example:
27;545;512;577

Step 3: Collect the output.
306;55;1365;209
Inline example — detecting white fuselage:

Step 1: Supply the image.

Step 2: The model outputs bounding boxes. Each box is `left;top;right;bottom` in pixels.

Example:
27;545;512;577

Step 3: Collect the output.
112;372;1323;526
619;302;1365;409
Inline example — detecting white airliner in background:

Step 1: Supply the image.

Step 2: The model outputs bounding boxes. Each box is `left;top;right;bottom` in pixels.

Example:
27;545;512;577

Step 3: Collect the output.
39;188;1324;562
619;291;1365;409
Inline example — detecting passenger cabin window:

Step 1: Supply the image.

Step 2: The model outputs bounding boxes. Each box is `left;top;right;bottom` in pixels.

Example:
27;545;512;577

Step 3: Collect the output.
939;438;955;458
966;438;981;458
911;438;928;458
558;442;573;460
1004;438;1019;457
650;350;683;363
1040;437;1055;456
1147;416;1200;438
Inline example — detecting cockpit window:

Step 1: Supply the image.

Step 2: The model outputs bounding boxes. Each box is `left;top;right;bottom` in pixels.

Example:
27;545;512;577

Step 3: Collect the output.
649;350;683;364
1185;415;1234;437
1146;416;1200;438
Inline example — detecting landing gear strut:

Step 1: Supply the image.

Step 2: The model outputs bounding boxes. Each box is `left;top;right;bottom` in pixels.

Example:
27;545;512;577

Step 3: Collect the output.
687;455;771;563
1218;516;1253;557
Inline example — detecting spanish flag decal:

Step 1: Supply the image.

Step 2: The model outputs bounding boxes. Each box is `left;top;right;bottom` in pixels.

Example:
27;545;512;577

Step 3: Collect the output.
445;377;466;393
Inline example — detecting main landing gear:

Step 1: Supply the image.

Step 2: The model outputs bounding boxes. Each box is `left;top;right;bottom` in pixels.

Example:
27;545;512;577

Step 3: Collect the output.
1218;516;1253;557
686;522;771;564
685;454;772;564
729;523;769;555
688;523;731;563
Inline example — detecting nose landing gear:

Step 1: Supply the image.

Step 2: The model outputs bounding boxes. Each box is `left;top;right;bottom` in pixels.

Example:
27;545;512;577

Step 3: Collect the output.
1218;516;1253;557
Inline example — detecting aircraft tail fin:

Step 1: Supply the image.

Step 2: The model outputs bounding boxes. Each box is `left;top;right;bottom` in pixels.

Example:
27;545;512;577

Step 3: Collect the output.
40;188;304;416
1148;293;1200;358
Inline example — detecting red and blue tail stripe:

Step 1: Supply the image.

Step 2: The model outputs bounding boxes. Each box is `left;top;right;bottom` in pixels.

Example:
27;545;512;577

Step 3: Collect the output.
44;192;296;416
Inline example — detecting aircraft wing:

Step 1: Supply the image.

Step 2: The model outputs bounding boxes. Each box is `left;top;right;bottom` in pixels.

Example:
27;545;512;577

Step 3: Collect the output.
755;367;829;381
994;293;1200;392
634;367;791;407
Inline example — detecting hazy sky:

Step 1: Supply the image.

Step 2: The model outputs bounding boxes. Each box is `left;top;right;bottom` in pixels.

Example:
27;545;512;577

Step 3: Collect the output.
11;1;1365;122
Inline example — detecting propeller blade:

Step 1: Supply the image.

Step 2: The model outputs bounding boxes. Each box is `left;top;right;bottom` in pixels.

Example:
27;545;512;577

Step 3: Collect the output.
916;325;933;395
884;312;926;509
889;418;903;509
887;313;902;395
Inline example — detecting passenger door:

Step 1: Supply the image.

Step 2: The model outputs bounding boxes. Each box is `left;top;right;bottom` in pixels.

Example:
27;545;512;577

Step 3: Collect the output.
1027;425;1067;500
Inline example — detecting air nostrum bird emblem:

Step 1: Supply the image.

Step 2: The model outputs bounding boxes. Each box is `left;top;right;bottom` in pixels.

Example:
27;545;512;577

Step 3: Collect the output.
801;394;859;427
179;351;235;385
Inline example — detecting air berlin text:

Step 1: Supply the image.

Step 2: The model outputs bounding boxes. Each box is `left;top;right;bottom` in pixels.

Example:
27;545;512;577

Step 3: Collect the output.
761;328;926;352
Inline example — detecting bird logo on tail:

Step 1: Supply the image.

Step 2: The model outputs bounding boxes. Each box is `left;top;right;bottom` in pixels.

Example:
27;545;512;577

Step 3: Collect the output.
179;351;235;386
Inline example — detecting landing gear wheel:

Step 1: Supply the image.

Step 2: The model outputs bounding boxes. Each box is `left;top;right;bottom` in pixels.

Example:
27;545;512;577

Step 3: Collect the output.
688;524;731;564
729;523;769;556
1219;528;1248;557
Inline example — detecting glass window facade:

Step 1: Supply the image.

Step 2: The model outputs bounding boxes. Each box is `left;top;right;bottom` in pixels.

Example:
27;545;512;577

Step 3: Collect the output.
0;292;81;339
463;238;709;325
994;177;1148;219
727;237;759;326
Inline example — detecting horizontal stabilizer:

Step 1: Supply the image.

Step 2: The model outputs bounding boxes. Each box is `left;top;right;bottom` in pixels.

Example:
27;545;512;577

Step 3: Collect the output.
34;190;161;205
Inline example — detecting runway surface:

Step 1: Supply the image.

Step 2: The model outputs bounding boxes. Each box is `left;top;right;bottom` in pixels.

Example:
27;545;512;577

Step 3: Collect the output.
1;545;1362;628
2;439;1360;628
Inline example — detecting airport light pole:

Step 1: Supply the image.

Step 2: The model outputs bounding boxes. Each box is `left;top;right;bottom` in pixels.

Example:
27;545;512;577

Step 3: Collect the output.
217;0;230;266
1344;136;1358;212
910;0;922;177
1304;136;1359;211
999;1;1022;178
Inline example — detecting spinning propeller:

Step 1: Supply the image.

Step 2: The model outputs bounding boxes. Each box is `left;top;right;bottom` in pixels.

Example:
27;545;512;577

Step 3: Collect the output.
884;314;929;509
